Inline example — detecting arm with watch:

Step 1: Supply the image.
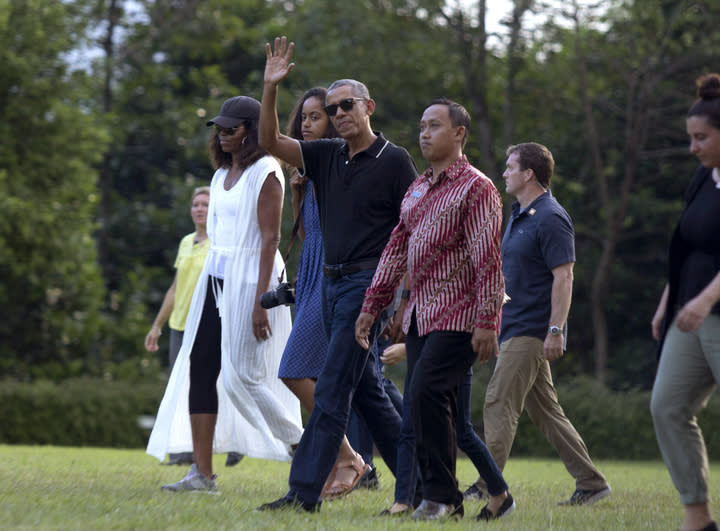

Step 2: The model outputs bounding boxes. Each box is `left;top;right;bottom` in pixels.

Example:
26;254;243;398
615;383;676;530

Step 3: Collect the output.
545;261;575;361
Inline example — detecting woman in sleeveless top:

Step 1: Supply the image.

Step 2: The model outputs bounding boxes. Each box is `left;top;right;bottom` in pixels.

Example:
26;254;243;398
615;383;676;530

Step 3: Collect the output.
148;96;302;491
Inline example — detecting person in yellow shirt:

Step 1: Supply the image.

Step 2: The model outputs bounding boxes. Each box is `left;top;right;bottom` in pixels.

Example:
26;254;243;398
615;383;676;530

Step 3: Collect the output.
145;186;210;366
145;186;242;467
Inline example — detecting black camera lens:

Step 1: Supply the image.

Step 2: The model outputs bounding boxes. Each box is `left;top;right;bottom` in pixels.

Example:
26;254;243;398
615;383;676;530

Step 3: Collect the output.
260;291;280;309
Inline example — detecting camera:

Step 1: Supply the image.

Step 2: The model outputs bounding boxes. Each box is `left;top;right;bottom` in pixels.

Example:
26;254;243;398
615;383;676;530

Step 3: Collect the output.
259;282;296;309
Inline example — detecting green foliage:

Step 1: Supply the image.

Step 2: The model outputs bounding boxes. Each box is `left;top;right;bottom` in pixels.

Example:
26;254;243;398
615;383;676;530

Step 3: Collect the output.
4;372;719;462
280;0;459;159
506;0;720;384
3;0;720;389
0;0;107;379
469;372;720;460
0;378;165;447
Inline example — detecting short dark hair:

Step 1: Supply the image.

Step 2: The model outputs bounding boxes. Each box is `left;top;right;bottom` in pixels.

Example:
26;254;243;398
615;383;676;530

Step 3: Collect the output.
687;73;720;130
287;87;338;140
428;98;470;147
506;142;554;188
207;117;266;170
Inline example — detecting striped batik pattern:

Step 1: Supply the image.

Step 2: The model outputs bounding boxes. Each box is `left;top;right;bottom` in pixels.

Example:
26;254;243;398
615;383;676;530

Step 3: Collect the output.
362;155;504;336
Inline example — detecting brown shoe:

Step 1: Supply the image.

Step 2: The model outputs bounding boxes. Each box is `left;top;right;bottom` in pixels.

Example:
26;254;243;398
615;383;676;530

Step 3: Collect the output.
321;453;371;500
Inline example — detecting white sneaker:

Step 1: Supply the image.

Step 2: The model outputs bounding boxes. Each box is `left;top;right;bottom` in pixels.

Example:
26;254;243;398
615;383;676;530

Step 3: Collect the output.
161;464;217;492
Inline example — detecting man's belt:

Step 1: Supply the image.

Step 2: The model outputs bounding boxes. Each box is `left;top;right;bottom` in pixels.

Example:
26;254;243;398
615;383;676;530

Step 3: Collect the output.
322;258;380;280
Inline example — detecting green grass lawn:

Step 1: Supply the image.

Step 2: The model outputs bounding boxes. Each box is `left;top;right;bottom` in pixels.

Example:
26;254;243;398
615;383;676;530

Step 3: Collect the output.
0;445;714;530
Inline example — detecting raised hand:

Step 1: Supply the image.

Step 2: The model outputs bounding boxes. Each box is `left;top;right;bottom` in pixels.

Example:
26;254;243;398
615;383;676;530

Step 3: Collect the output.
265;36;295;86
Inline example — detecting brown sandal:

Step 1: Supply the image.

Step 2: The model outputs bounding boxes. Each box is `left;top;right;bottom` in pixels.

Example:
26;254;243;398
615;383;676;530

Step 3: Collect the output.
321;453;371;500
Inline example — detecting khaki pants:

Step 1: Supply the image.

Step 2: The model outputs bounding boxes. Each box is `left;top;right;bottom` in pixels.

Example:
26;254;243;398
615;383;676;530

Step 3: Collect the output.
650;315;720;505
482;336;607;491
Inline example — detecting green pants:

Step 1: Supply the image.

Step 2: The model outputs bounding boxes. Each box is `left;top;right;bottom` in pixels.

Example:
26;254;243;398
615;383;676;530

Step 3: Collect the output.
483;336;608;491
651;314;720;505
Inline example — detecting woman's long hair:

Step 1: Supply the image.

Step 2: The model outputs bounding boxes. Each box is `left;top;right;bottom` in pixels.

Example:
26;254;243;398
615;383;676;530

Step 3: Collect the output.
208;118;267;170
285;87;339;206
286;87;338;140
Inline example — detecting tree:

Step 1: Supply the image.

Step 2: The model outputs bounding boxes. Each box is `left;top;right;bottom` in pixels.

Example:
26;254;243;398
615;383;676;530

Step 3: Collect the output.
86;0;284;362
0;0;107;378
527;0;720;384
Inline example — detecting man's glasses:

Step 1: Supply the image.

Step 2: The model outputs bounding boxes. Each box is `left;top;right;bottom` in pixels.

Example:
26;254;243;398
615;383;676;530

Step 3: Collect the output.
324;98;366;117
214;125;240;136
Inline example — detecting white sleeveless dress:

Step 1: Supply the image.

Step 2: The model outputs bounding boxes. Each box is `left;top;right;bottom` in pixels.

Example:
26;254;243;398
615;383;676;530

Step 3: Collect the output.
147;156;302;462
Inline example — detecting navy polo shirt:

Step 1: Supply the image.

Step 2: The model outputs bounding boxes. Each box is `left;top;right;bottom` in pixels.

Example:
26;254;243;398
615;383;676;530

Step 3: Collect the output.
499;191;575;343
299;132;417;266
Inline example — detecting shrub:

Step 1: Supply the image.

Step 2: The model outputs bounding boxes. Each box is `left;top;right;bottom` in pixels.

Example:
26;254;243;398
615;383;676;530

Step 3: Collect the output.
0;378;165;448
4;374;720;459
469;374;720;461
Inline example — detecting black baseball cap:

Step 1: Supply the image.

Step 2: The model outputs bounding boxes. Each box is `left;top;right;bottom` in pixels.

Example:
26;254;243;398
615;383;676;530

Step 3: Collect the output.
206;96;261;128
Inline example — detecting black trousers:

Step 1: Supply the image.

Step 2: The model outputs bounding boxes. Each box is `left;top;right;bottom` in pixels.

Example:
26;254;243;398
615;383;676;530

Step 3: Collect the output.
188;277;222;414
406;315;478;507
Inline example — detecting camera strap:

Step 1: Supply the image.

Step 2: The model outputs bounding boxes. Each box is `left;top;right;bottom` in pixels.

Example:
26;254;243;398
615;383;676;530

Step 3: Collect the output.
277;193;305;284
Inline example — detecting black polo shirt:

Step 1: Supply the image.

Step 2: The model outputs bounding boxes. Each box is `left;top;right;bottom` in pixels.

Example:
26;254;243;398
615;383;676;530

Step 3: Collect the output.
299;132;417;265
499;191;575;343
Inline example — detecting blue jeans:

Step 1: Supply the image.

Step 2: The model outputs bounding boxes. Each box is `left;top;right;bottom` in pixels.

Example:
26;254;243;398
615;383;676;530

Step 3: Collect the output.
392;368;507;505
347;332;403;465
287;270;403;503
456;369;508;496
393;355;421;505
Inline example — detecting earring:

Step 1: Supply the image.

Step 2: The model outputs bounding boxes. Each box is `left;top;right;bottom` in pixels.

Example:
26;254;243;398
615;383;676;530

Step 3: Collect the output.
242;136;248;145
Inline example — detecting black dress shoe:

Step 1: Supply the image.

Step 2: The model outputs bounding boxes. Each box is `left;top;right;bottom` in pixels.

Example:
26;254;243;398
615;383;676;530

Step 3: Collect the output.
411;499;463;520
225;452;244;467
163;452;193;466
256;494;321;513
357;466;380;489
476;493;515;521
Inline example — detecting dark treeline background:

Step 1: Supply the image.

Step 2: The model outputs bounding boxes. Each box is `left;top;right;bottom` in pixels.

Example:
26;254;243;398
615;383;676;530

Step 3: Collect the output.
2;0;719;389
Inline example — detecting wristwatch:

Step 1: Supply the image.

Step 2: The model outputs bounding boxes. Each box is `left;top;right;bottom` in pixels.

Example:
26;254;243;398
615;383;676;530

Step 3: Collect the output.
548;325;562;336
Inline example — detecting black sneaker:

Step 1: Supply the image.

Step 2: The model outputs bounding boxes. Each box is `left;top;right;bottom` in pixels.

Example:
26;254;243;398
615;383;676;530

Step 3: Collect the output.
163;452;193;466
256;494;321;513
225;452;244;467
558;486;611;506
476;493;515;521
463;483;486;500
357;466;379;489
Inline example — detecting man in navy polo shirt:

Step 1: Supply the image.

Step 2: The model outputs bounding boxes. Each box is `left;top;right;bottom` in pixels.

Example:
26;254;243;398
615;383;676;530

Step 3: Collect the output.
256;36;416;512
477;142;611;506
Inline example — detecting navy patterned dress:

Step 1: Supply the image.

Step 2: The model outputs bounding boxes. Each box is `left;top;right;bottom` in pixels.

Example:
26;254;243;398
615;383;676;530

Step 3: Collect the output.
278;180;328;378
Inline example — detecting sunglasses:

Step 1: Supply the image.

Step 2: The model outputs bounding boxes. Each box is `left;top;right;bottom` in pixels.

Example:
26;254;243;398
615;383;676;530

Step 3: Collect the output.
324;98;366;117
214;125;241;136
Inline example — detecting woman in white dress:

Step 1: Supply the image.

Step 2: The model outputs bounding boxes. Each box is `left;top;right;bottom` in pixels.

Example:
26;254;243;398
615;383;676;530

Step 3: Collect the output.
148;96;303;491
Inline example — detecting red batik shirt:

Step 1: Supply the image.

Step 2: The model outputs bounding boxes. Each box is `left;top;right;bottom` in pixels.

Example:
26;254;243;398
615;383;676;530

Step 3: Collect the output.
362;155;504;335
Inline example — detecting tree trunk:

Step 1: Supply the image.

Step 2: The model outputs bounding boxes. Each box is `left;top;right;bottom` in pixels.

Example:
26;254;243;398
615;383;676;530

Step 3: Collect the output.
502;0;533;226
503;0;533;148
572;0;650;382
444;1;498;179
571;2;612;383
98;0;119;282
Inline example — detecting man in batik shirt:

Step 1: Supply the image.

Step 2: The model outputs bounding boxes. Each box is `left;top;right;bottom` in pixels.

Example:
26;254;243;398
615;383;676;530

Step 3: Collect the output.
356;98;512;521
